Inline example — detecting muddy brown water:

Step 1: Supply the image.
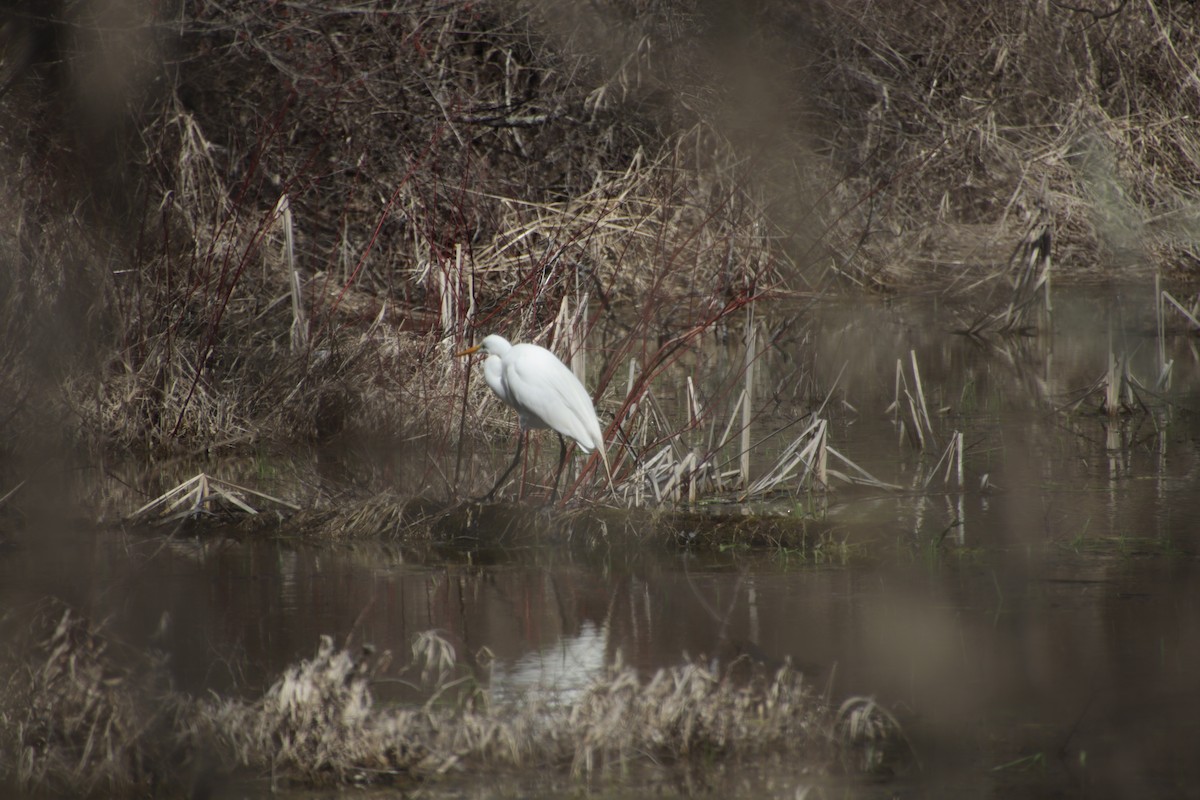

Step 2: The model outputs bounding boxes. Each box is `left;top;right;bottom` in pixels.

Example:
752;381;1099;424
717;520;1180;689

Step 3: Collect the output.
3;290;1200;798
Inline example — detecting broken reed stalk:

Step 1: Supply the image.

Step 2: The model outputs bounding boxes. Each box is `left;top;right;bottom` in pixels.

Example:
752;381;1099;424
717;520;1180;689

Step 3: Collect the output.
740;315;756;488
1156;272;1167;384
128;472;299;523
604;306;921;504
1151;282;1200;390
814;418;829;489
686;376;702;502
739;417;892;497
822;445;900;490
274;193;306;354
890;352;934;450
620;388;706;504
1161;288;1200;329
1104;339;1121;418
0;480;25;509
717;388;747;471
1154;285;1200;391
742;417;824;498
925;431;965;489
909;350;934;439
1000;227;1052;334
954;431;964;488
441;243;476;339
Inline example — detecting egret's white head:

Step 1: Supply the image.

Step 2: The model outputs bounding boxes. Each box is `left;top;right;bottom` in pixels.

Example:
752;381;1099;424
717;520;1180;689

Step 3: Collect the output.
479;334;512;355
455;334;512;359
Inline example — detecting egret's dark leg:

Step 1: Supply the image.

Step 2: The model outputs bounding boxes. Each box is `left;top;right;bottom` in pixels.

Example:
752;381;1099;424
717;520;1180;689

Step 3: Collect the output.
548;433;569;503
484;431;524;501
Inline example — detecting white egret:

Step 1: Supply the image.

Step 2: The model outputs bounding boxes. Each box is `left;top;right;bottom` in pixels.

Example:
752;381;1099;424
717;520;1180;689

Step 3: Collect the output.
456;334;613;500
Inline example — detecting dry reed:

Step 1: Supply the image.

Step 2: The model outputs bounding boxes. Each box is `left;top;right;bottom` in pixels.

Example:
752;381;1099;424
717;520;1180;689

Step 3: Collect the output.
1;609;888;794
2;0;1199;476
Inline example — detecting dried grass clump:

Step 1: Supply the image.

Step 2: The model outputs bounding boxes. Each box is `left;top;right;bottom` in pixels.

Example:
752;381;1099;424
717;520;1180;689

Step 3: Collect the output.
563;655;824;774
2;613;886;793
806;1;1200;286
833;696;911;775
206;636;405;784
1;609;189;797
206;631;830;788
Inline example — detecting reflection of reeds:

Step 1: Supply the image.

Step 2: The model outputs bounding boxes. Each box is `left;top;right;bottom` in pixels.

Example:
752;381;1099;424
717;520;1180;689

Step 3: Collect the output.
963;226;1053;337
1156;281;1200;391
1049;286;1200;422
1061;343;1158;421
834;696;913;775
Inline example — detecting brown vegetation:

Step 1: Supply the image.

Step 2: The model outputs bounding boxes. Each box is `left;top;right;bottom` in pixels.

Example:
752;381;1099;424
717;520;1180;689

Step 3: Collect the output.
0;609;189;796
1;607;884;795
1;0;1198;463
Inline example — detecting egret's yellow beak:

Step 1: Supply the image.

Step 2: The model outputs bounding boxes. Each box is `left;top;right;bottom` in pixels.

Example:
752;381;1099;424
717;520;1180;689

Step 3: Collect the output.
455;344;482;358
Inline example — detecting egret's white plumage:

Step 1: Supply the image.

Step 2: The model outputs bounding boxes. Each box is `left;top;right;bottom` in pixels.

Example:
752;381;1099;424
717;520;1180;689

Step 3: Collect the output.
457;334;612;498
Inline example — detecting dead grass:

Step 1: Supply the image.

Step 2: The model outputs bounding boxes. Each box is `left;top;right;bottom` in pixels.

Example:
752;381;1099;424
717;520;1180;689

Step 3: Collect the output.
159;494;830;554
806;1;1200;286
1;608;888;794
0;608;191;797
2;0;1199;461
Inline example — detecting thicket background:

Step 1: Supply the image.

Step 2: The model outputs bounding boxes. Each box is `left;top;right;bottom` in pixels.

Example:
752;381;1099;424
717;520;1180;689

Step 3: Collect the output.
2;0;1198;455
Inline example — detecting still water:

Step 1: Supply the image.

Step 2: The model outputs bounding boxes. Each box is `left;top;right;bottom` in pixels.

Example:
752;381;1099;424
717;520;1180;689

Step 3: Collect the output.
2;290;1199;797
